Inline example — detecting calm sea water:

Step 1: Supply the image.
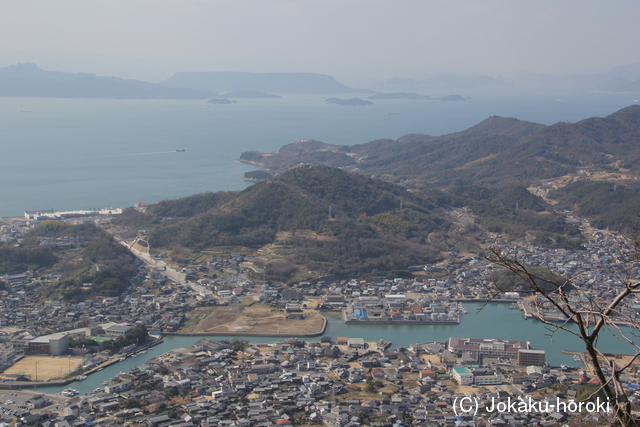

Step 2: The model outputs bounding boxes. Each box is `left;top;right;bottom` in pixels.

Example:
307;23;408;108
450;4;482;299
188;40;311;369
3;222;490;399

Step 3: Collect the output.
1;88;638;217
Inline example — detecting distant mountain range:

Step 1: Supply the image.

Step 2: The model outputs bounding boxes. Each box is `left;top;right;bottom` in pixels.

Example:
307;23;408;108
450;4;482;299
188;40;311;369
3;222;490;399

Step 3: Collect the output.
593;77;640;92
380;63;640;91
243;105;640;184
0;64;363;98
378;74;509;90
241;105;640;230
161;71;365;94
507;63;640;91
1;63;639;98
0;63;213;99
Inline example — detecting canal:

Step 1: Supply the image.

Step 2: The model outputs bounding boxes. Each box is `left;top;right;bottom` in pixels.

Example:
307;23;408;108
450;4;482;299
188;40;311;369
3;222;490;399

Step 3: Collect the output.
35;302;636;395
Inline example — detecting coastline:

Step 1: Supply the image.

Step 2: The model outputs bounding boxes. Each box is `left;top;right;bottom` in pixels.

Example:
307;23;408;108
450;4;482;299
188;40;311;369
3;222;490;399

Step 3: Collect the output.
236;158;265;167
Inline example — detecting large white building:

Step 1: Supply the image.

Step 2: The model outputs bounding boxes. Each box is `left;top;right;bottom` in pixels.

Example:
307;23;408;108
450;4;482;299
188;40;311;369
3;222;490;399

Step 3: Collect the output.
103;323;134;337
0;343;16;366
448;337;530;360
451;366;474;385
452;366;503;386
474;373;503;385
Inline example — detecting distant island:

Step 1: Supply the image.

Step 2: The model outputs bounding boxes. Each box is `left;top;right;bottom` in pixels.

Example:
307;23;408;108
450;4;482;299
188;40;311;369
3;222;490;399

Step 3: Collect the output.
208;98;237;104
325;97;373;106
221;90;281;99
438;94;467;101
368;92;431;100
593;77;640;93
161;71;367;94
0;64;365;98
0;63;214;99
367;92;467;101
2;62;640;100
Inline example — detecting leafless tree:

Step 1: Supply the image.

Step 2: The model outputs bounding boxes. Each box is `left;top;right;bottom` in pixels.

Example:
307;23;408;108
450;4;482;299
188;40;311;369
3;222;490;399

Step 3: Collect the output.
484;221;640;426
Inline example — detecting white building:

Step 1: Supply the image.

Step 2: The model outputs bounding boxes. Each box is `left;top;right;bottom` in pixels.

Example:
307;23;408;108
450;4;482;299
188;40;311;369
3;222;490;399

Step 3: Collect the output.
474;373;503;385
103;323;134;337
451;366;474;385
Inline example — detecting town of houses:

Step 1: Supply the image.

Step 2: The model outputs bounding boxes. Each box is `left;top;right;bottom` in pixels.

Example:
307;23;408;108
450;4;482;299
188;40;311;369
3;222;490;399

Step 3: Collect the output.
0;335;620;427
0;210;639;425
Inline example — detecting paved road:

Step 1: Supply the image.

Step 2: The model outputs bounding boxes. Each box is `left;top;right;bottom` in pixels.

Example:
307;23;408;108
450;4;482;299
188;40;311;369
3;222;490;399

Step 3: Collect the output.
121;240;212;296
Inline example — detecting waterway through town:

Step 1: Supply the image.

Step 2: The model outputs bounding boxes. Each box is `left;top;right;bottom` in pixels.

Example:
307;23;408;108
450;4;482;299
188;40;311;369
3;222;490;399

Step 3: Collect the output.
35;302;637;395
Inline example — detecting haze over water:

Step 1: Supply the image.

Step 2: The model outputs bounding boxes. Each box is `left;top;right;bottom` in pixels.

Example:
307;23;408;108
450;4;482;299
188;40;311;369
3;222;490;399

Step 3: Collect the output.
1;88;637;218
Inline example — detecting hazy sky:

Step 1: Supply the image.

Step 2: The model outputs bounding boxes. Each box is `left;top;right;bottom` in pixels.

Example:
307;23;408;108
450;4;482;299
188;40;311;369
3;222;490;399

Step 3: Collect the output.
1;0;639;84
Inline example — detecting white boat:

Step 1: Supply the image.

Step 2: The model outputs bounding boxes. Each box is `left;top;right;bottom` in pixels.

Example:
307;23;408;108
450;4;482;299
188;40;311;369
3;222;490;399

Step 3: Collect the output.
61;388;78;397
76;375;87;381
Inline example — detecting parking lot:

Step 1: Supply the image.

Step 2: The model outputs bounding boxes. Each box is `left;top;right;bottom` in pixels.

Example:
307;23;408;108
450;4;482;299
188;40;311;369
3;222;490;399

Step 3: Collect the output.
0;390;71;422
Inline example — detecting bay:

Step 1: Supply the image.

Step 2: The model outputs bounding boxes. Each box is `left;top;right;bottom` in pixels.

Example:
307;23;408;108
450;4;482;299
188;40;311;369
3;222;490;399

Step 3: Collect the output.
0;89;638;217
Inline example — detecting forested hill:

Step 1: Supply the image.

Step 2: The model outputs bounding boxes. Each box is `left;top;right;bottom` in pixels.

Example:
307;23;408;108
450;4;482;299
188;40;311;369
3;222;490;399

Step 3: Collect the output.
113;165;581;280
238;106;640;230
144;166;447;277
241;105;640;188
1;221;139;301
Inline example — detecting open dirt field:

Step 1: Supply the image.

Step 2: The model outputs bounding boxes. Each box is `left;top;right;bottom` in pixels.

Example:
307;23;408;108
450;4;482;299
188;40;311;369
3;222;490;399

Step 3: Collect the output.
180;304;326;336
2;356;84;381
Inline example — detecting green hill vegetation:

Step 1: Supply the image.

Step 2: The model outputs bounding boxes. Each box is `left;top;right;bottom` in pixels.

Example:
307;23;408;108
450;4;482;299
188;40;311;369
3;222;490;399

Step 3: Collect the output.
0;245;56;274
239;140;356;174
115;166;451;278
489;268;569;293
8;221;139;301
238;106;640;233
243;170;273;181
549;181;640;230
113;165;581;280
439;186;582;247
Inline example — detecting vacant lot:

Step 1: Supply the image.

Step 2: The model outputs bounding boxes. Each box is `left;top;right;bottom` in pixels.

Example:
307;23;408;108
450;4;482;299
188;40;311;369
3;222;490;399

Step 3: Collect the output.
180;304;326;336
2;356;84;381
